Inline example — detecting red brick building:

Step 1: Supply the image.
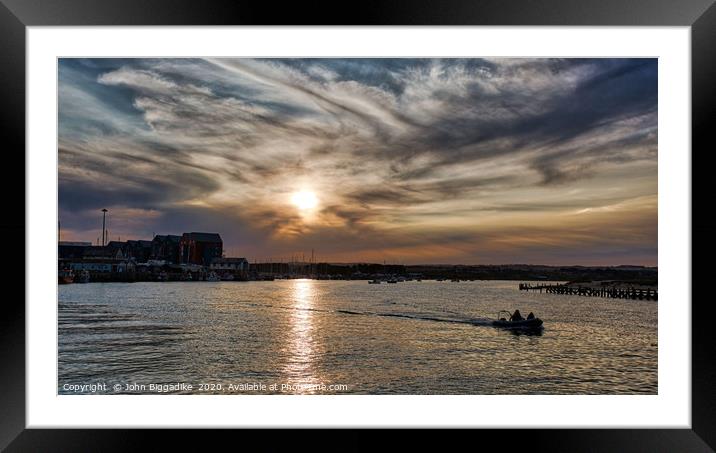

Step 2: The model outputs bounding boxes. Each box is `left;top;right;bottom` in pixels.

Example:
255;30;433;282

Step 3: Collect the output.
179;232;223;265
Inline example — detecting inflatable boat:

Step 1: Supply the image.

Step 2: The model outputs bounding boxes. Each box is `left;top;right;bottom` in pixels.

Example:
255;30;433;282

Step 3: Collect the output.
493;311;543;329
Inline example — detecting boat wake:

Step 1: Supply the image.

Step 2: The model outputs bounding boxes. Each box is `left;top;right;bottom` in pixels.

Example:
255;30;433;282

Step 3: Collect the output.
330;307;493;327
220;301;497;328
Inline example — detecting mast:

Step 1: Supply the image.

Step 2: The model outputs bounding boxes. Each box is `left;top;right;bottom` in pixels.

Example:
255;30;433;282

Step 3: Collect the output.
101;208;108;246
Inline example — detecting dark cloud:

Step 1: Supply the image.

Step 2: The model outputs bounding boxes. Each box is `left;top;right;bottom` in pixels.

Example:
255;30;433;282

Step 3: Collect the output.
380;59;657;180
58;146;221;212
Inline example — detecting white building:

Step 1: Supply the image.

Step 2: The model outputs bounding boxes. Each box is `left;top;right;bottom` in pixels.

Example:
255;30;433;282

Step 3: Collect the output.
69;247;135;273
209;257;249;272
69;260;135;273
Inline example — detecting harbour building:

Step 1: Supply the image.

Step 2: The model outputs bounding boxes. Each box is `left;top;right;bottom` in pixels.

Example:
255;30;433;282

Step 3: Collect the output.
179;232;223;265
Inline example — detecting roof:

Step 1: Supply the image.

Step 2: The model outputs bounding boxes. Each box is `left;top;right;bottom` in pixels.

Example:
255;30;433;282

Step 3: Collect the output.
153;234;181;243
82;247;123;259
126;240;153;247
58;241;91;247
182;232;222;243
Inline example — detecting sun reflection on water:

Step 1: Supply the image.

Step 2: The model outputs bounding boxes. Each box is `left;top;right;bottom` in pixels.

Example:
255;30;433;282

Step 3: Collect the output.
283;279;320;393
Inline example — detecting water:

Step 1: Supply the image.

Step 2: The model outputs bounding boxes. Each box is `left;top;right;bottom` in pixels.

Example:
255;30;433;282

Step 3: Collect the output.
58;280;657;394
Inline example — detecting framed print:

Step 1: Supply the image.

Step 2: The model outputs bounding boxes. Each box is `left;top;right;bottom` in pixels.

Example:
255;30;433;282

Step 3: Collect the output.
2;0;715;450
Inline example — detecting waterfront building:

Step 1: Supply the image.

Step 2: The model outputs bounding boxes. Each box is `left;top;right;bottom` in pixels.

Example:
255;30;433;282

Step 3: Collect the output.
69;260;134;273
58;241;92;260
67;246;135;273
209;257;249;272
105;240;128;256
151;234;181;263
125;240;153;263
179;232;223;265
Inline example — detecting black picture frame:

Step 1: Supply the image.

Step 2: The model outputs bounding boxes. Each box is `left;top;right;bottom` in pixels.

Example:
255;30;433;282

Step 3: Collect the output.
2;0;714;450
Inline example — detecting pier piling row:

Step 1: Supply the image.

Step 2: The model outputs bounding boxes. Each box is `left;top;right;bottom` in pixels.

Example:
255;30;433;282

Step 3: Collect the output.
518;283;657;301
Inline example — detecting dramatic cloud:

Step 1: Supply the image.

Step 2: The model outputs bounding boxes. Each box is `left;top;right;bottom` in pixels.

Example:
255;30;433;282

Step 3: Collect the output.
58;58;657;265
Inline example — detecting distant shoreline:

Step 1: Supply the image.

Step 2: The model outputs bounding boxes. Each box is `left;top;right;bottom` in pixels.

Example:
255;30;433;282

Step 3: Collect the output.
60;261;657;285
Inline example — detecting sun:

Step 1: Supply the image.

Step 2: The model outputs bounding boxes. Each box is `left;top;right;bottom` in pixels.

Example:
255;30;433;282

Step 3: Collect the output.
291;190;318;210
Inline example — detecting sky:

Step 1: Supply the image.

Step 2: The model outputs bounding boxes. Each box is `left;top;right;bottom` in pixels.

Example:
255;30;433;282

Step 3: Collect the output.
58;58;657;266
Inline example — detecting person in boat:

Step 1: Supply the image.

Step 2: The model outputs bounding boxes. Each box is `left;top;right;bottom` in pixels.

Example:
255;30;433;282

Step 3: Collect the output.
527;312;535;320
510;310;524;321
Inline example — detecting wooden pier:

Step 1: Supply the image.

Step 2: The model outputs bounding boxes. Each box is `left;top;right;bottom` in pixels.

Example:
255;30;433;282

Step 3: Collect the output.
518;283;658;301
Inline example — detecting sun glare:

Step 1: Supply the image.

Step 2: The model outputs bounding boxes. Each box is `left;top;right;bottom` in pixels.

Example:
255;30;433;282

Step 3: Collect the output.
291;190;318;210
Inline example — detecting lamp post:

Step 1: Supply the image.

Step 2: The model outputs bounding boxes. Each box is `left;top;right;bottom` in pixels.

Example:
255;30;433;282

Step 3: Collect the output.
101;208;108;246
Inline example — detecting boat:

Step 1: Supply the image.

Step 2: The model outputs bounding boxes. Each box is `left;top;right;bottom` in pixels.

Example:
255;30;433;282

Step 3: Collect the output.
76;270;90;283
492;310;543;330
206;271;220;282
220;273;235;281
58;269;74;284
368;279;381;284
386;278;398;284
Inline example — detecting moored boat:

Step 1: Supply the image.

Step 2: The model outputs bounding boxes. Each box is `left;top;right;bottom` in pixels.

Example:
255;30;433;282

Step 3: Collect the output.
58;269;74;284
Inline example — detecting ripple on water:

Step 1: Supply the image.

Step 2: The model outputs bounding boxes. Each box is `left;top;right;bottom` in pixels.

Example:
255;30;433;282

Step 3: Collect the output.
58;280;657;395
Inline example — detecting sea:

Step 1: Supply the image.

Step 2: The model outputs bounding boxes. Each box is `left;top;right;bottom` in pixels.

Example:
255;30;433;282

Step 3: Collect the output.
58;279;657;395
